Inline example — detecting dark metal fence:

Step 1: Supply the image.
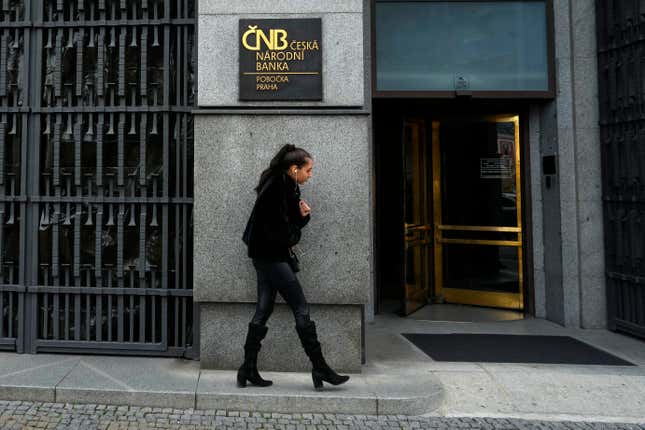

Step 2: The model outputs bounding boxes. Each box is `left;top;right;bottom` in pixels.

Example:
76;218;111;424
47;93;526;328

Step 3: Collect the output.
0;0;196;356
597;0;645;340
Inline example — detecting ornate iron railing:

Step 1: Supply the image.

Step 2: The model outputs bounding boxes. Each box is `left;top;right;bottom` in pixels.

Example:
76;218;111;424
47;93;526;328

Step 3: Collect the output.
0;0;196;356
597;0;645;339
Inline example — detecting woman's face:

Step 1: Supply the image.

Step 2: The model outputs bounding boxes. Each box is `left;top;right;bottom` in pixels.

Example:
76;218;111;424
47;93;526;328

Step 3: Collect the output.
291;158;313;185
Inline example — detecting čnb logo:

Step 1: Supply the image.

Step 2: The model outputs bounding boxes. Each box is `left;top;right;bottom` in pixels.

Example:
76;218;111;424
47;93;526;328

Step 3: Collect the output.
242;25;288;51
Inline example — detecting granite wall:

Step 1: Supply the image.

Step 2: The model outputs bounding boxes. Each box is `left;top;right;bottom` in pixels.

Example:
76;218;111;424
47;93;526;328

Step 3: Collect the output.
194;0;370;371
534;0;605;327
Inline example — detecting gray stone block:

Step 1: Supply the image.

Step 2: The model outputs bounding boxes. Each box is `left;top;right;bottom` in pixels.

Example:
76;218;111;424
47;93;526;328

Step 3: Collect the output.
577;201;604;274
571;0;597;58
533;268;547;319
196;370;376;414
577;199;606;329
0;354;79;403
362;366;444;416
199;303;362;372
55;356;200;409
199;0;363;14
55;388;195;409
198;14;364;107
556;129;577;205
555;59;573;127
0;385;55;403
580;274;607;329
193;115;371;305
574;128;602;202
572;57;599;129
553;0;571;60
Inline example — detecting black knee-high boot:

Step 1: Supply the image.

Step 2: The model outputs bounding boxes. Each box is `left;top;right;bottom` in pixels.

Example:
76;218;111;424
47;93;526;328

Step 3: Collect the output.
296;321;350;390
237;323;273;387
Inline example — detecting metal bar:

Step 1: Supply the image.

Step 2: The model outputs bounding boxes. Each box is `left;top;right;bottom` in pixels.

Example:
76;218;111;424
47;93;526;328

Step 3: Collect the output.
86;294;90;341
176;26;181;106
173;114;182;288
139;294;145;342
182;205;187;292
74;277;80;341
0;210;4;287
29;106;192;113
117;204;124;278
0;291;4;337
96;293;102;341
54;28;61;98
0;284;26;293
0;32;6;98
7;290;12;337
183;25;188;109
107;293;112;341
30;195;193;204
53;285;59;340
181;296;186;347
0;123;5;187
41;293;49;339
173;295;178;347
117;294;124;342
19;10;40;351
118;27;125;97
151;295;156;342
97;29;104;97
35;339;166;351
160;19;170;349
117;218;124;346
26;285;193;296
129;293;134;342
75;29;83;96
437;225;521;233
117;112;124;187
438;238;522;247
64;293;69;340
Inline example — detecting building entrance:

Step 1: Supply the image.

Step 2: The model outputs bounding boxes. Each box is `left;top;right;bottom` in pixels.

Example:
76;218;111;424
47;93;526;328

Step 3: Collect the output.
375;106;525;317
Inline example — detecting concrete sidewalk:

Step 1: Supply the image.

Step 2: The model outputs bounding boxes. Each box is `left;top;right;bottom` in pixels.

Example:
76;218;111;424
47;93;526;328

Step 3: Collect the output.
368;313;645;423
0;314;643;422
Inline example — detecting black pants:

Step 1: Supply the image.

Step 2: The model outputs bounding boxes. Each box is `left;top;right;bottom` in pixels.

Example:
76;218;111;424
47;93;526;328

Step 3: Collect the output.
250;259;311;329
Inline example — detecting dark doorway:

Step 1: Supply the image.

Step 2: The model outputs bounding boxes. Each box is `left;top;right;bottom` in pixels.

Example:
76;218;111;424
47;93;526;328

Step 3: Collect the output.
373;100;532;316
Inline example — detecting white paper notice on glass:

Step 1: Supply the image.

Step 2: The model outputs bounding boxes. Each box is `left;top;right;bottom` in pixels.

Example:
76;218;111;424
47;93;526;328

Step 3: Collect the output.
480;157;513;179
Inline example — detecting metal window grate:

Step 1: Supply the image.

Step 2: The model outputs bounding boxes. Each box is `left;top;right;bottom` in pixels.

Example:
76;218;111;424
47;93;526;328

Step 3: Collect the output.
0;0;196;357
597;0;645;340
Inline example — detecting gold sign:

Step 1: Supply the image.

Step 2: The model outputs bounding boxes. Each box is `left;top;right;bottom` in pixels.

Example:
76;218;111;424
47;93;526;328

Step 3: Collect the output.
239;19;322;100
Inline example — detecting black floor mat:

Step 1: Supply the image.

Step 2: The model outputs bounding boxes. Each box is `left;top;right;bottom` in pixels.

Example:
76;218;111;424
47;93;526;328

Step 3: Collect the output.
401;333;635;365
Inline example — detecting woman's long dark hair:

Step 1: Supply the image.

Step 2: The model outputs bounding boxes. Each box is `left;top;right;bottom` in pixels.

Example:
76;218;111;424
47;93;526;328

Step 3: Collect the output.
255;144;312;193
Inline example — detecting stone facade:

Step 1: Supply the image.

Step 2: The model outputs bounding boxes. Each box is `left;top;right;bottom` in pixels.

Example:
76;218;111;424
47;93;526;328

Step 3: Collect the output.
194;0;608;372
530;0;605;328
194;0;371;371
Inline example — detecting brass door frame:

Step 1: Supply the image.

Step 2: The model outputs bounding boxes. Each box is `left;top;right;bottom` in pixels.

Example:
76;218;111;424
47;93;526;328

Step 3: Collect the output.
402;119;432;315
432;115;524;310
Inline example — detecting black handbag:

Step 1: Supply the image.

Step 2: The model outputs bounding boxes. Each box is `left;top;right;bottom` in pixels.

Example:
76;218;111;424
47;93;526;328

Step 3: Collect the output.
287;247;300;273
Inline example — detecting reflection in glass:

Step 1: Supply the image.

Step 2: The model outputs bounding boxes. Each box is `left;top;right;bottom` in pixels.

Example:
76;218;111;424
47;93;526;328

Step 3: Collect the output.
376;1;549;91
439;119;520;296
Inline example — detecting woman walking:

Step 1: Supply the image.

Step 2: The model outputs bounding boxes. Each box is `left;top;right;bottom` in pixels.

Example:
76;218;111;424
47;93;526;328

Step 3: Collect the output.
238;144;350;391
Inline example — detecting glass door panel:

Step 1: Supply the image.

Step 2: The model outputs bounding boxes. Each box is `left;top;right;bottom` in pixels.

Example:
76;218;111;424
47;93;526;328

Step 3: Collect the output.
402;119;432;315
433;115;524;310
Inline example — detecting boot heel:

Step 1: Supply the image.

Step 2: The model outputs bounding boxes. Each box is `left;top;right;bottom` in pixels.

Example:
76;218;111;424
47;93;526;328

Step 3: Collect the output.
312;374;323;391
237;371;247;388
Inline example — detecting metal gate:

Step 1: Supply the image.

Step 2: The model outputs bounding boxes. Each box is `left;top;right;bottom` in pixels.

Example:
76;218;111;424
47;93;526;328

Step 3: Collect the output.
597;1;645;340
0;0;196;356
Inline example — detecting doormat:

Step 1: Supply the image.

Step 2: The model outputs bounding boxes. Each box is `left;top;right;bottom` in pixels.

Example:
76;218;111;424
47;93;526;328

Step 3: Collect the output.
401;333;635;365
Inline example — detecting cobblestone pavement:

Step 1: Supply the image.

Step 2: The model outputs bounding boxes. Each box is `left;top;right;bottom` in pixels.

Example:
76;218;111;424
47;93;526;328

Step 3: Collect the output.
0;401;643;430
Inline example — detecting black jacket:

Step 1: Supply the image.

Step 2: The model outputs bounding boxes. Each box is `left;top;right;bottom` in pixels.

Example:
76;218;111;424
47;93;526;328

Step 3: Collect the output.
243;173;310;261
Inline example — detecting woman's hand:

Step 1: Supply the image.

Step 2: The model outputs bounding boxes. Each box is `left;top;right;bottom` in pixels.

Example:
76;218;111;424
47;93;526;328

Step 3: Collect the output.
299;199;311;217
